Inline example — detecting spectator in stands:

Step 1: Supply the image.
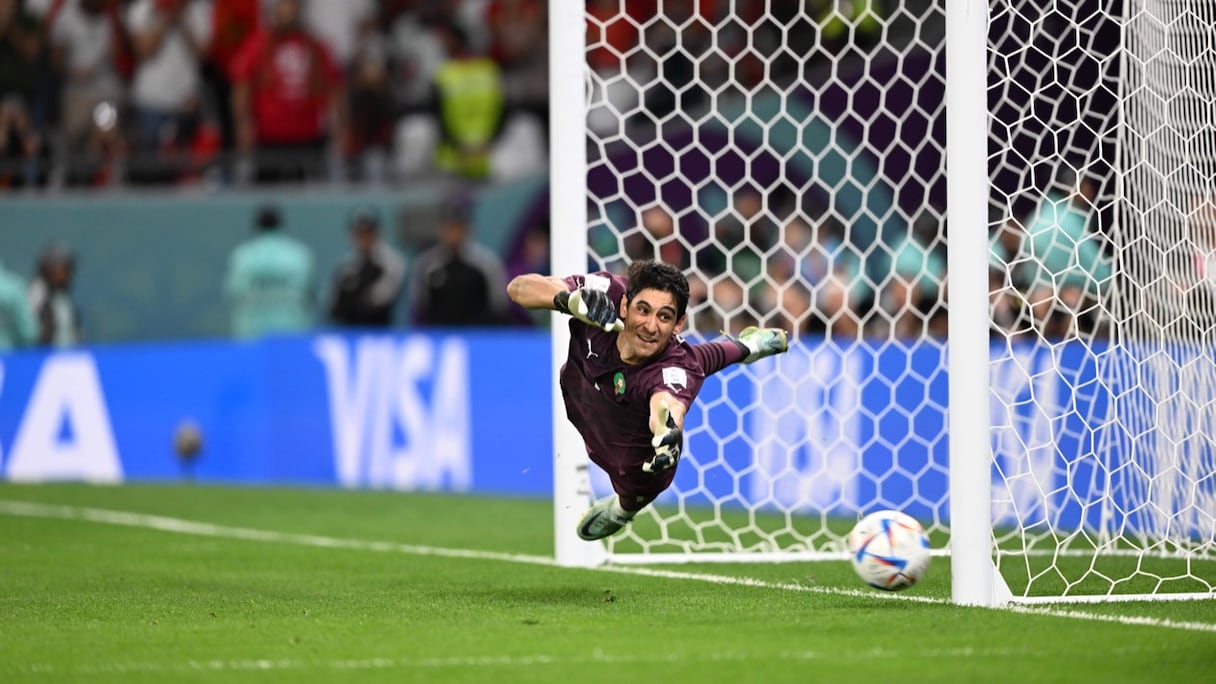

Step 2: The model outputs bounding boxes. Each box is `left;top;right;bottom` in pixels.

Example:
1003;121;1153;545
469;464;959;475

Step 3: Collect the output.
681;270;712;336
815;0;882;55
302;0;375;73
696;186;772;283
49;0;130;185
626;206;689;269
765;216;826;287
345;36;397;183
485;0;547;116
327;207;407;328
585;0;639;75
989;216;1033;339
694;276;752;337
505;220;551;326
638;0;712;124
1021;168;1112;339
0;95;46;188
223;204;316;339
28;241;82;347
229;0;346;184
0;258;37;350
408;194;510;327
806;217;866;341
394;20;545;183
767;281;814;334
506;220;550;283
0;0;42;116
584;0;648;140
879;220;946;339
1167;196;1216;339
751;217;819;334
201;0;260;181
125;0;213;184
385;2;448;115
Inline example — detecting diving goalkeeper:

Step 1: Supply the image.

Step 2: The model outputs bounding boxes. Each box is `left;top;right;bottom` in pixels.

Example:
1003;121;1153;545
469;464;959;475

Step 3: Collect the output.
507;259;789;540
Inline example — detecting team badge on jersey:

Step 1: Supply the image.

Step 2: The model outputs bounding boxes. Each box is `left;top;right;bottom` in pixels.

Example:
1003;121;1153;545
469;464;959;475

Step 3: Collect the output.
613;371;626;395
662;367;687;391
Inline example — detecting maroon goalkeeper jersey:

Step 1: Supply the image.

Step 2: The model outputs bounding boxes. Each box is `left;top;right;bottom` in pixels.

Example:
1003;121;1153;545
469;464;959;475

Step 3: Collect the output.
559;272;736;506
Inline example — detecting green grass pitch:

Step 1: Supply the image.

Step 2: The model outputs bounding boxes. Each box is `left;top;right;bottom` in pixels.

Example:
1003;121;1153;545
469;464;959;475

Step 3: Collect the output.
1;483;1213;684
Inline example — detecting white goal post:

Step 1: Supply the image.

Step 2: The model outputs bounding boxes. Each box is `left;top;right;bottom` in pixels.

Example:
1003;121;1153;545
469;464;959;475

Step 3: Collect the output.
548;0;1216;606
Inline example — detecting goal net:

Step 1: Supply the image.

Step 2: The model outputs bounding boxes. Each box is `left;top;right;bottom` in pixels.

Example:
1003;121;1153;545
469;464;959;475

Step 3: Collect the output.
549;0;1216;604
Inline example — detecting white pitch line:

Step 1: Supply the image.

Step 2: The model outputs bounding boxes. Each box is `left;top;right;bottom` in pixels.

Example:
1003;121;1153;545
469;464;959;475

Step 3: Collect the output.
1;499;1214;634
1005;604;1216;633
7;645;1047;676
0;499;555;566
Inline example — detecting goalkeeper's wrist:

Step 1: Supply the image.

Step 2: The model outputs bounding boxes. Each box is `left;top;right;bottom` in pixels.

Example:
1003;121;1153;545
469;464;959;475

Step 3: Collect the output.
553;290;572;315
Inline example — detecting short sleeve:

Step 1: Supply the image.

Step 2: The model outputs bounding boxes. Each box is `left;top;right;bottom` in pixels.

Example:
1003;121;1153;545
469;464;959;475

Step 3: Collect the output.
126;0;152;33
190;1;214;47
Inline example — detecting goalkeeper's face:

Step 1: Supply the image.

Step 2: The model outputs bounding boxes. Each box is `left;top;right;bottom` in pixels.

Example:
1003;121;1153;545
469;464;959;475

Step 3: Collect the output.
617;288;685;363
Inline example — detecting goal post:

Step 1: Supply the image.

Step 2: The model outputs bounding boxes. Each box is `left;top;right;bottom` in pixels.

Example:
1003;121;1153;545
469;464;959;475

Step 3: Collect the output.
549;0;606;568
548;0;1216;605
945;0;1000;607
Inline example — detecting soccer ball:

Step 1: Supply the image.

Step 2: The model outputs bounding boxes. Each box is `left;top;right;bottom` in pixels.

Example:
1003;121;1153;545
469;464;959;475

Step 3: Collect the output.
847;510;931;591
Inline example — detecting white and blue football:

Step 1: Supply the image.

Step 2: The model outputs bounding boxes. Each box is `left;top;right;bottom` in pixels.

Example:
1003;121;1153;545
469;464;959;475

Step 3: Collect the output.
848;510;931;591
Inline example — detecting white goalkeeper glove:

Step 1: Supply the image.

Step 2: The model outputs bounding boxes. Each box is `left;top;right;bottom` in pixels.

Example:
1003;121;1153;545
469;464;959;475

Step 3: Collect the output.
554;287;624;332
644;401;683;473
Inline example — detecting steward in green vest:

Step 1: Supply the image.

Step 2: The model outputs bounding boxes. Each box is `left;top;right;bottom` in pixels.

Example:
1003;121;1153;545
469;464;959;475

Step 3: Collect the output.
432;24;506;180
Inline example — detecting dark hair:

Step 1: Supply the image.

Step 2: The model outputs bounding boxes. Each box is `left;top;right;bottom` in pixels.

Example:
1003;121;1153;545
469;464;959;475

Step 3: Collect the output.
37;241;75;275
439;192;471;224
349;207;380;231
625;260;689;319
255;205;281;231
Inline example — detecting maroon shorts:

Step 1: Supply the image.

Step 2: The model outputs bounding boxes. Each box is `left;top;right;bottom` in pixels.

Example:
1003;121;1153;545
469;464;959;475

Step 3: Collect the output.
588;448;676;512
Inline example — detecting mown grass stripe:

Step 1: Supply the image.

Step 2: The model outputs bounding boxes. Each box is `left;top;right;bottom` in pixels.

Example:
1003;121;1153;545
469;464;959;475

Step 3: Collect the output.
3;499;1213;635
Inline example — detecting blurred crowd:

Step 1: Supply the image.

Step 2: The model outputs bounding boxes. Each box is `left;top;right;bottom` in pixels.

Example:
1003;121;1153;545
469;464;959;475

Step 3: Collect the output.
599;168;1120;345
0;0;549;189
592;185;951;343
0;0;1133;349
0;171;1128;350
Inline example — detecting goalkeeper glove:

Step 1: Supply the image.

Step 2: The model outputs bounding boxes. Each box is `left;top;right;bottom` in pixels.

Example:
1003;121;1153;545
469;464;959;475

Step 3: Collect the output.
644;401;683;473
554;288;624;332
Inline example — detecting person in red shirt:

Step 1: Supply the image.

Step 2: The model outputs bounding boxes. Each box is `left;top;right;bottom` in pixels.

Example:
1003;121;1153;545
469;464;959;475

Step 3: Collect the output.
229;0;345;184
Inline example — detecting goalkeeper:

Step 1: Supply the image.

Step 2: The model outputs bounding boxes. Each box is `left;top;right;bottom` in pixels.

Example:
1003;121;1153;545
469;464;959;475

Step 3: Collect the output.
507;259;789;541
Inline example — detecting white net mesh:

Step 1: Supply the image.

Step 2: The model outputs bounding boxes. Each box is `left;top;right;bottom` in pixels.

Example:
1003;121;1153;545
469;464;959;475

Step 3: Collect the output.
576;0;1216;598
987;0;1215;598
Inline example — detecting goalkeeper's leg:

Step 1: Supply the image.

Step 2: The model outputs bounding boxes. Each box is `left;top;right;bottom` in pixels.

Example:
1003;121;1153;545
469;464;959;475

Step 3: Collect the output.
576;494;636;541
577;460;676;541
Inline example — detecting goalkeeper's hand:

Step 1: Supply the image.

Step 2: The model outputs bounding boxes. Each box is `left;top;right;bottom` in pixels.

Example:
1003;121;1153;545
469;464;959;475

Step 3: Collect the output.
554;288;624;332
644;401;683;473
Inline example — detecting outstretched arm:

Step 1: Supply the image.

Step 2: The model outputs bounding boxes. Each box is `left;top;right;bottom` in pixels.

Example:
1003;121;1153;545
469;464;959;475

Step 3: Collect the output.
649;391;686;434
507;273;624;332
645;392;687;473
507;273;568;310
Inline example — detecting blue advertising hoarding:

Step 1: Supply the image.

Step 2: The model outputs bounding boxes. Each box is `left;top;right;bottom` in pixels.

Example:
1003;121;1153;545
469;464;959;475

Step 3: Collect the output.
1;332;1209;539
0;332;555;496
